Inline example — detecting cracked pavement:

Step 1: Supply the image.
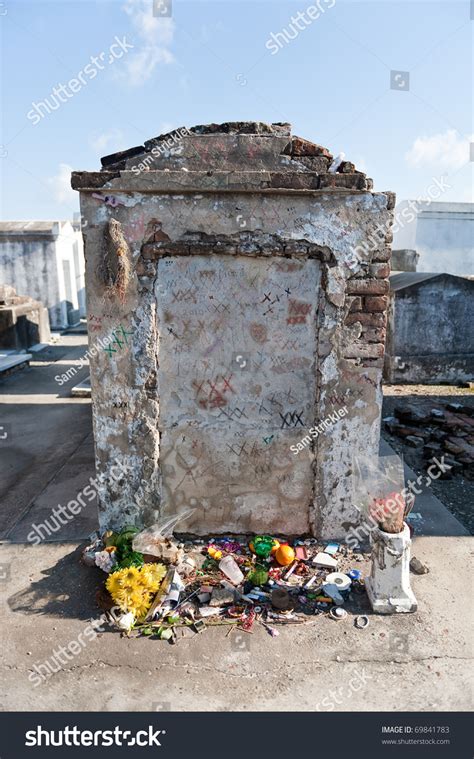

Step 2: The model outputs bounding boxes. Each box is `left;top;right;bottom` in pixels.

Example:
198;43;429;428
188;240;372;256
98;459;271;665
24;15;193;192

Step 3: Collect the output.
0;537;471;711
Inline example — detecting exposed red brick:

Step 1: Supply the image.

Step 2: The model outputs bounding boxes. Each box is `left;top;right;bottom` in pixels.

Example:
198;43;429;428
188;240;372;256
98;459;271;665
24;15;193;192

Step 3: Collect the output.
154;229;171;242
385;191;396;210
345;312;386;328
365;295;388;312
339;161;356;173
369;263;390;278
347;296;363;312
372;247;391;263
363;327;387;343
269;172;320;190
292;156;331;173
71;170;120;189
346;278;389;295
173;243;195;254
392;425;431;440
319;174;368;190
344;343;384;359
284;137;332;158
141;243;157;259
362;357;384;369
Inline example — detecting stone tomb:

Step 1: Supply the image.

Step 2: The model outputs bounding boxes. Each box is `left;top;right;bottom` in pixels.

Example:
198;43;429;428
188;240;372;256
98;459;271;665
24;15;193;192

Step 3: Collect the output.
72;121;394;538
0;284;50;350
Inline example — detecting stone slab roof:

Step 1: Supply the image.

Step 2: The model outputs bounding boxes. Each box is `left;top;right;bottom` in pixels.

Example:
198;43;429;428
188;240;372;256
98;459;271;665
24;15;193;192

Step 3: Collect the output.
0;221;71;236
390;271;474;291
71;121;379;195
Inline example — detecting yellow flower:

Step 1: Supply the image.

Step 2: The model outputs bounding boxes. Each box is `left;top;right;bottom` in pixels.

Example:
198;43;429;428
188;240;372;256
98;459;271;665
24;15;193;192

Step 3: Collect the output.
105;564;166;618
113;588;132;612
128;589;153;620
106;571;123;597
120;566;141;584
141;563;166;591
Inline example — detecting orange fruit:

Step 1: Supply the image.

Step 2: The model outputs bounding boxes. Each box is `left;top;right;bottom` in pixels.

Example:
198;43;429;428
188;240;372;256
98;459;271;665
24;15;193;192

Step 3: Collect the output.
275;544;295;566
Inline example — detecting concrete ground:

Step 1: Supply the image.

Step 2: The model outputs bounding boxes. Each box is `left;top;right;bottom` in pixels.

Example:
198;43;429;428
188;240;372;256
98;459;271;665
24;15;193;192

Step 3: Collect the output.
0;335;96;542
0;335;472;712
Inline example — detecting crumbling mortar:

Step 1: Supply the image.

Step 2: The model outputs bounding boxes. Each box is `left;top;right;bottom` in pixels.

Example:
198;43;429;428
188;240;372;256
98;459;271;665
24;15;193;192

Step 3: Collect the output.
140;231;335;265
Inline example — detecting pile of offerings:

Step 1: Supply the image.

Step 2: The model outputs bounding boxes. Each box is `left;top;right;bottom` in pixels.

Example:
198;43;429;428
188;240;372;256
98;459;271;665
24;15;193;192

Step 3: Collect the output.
82;514;371;641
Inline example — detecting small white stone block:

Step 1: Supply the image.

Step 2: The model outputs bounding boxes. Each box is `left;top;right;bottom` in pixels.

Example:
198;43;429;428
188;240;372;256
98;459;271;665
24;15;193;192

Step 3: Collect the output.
313;552;338;569
365;523;417;614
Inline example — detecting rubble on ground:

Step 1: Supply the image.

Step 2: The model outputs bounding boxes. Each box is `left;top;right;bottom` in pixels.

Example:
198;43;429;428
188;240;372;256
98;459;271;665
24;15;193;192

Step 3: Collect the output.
384;402;474;481
410;557;429;575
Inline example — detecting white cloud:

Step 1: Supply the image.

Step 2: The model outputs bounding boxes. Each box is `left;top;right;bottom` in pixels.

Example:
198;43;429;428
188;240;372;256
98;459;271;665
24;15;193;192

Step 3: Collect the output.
405;129;472;171
47;163;76;205
120;0;175;86
124;0;174;45
90;129;126;153
122;46;173;86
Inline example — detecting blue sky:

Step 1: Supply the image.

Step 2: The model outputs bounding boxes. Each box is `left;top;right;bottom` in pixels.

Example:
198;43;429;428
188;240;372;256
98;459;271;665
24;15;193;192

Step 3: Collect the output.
1;0;472;220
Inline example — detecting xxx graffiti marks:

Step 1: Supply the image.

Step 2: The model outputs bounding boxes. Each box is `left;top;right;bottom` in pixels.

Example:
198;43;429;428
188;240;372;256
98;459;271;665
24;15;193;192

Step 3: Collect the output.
193;374;236;409
279;409;305;428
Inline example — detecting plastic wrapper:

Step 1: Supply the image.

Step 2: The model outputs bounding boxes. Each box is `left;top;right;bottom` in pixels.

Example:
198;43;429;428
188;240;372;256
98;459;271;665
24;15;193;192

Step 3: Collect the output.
132;509;195;562
352;454;409;534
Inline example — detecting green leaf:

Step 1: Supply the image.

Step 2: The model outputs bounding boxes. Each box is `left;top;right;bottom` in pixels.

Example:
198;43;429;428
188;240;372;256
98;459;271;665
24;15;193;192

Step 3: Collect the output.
115;550;144;569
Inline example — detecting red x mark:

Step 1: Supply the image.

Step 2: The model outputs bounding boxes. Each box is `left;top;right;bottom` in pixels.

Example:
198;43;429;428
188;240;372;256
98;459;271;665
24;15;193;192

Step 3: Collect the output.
221;374;235;394
192;379;206;395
